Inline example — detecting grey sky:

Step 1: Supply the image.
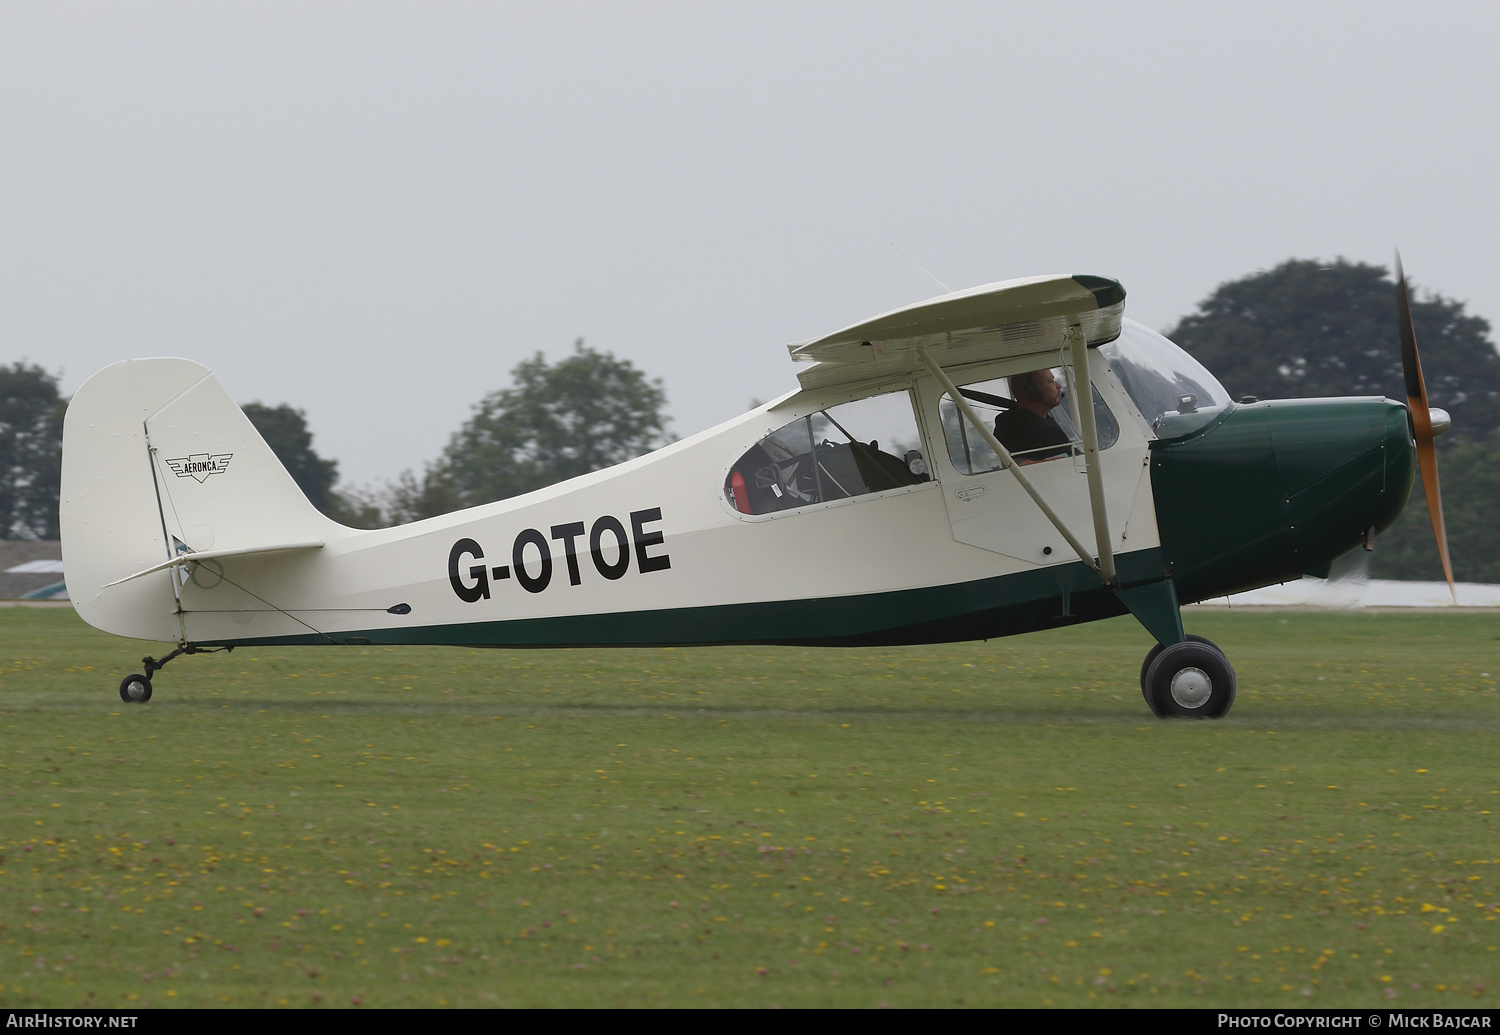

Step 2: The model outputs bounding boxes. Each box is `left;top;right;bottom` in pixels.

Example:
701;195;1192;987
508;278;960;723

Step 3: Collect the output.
3;1;1497;487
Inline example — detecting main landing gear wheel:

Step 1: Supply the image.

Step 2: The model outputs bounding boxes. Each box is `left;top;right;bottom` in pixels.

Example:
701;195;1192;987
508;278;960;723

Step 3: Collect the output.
1139;634;1220;703
119;674;153;704
1142;640;1235;719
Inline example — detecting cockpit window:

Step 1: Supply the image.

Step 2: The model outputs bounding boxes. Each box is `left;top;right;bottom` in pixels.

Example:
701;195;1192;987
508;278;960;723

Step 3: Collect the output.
726;389;928;515
1099;320;1231;435
938;370;1120;476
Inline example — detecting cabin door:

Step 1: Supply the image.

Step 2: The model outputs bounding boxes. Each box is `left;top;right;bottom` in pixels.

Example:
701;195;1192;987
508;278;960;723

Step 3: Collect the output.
918;355;1150;565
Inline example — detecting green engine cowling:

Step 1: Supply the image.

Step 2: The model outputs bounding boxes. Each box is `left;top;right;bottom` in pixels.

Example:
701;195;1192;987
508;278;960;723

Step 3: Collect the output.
1148;397;1416;603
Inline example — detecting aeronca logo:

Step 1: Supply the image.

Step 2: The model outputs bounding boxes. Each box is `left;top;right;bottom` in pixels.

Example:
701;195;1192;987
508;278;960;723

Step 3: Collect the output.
165;453;233;483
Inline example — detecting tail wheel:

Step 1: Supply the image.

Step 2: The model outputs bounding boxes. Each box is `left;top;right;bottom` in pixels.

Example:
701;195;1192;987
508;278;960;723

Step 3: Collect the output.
1143;641;1235;719
119;674;153;703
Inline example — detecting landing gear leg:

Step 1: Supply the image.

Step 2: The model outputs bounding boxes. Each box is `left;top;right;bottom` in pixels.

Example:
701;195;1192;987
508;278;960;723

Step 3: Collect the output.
1114;578;1236;717
116;644;229;703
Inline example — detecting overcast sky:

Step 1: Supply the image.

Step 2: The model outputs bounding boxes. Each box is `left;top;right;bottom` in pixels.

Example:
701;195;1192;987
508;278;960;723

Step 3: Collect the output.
3;1;1497;486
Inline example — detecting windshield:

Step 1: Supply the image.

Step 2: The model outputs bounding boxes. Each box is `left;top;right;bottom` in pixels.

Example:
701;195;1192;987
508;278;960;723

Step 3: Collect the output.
1098;320;1231;435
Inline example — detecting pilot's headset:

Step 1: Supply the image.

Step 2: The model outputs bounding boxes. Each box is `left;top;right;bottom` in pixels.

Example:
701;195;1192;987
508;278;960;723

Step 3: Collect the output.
1009;371;1046;402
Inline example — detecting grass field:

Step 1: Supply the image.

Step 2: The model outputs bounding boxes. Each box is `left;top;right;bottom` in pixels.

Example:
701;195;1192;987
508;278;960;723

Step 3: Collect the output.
0;605;1496;1008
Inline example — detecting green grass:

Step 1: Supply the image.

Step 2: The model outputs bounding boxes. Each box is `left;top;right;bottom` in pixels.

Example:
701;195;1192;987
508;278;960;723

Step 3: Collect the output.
1;605;1497;1008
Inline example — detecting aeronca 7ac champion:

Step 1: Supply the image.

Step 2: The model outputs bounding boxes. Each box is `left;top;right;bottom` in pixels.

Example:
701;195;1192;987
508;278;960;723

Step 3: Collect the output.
60;263;1455;718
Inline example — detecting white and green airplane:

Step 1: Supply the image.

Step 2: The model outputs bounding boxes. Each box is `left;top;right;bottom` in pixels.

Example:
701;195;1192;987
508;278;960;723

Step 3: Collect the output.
60;269;1452;718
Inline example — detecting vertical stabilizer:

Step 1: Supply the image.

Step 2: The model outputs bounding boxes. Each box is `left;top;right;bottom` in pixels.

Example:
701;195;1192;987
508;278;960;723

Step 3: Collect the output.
61;359;333;642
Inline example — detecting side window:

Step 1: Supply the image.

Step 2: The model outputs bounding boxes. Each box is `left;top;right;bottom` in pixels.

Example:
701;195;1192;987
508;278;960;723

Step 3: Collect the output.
939;367;1120;475
725;389;929;515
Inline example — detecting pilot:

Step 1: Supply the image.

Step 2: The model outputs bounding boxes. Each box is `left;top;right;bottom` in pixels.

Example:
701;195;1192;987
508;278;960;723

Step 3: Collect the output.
994;369;1071;463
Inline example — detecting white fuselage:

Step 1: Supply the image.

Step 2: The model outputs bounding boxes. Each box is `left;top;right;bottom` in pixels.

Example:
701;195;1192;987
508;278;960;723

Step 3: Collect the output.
107;350;1159;648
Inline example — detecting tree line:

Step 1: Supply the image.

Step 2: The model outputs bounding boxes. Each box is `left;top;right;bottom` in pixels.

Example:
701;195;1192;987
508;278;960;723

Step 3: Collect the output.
0;339;670;537
4;260;1498;580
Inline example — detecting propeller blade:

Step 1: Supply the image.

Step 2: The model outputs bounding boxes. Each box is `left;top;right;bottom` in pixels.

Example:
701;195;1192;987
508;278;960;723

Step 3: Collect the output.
1395;252;1457;602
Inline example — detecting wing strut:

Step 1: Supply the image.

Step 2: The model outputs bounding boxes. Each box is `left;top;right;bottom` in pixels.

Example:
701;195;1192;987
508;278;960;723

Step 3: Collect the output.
916;345;1105;581
1066;318;1117;585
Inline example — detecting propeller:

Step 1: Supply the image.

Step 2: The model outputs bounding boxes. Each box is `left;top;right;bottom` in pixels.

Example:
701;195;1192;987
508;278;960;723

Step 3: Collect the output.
1394;252;1457;602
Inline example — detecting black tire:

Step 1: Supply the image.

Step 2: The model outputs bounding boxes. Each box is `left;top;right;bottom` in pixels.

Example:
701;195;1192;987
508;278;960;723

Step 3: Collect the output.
119;674;152;704
1143;641;1235;719
1140;634;1219;701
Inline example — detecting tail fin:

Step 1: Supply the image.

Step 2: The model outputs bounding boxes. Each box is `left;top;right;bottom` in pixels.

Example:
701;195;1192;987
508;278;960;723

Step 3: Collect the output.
61;358;333;642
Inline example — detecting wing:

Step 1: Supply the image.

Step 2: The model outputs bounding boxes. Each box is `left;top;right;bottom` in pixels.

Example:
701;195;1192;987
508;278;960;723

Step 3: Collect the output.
788;274;1125;390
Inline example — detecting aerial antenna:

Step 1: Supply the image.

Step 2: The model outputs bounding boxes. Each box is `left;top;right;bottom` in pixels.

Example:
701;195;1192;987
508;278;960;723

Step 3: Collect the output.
890;243;952;294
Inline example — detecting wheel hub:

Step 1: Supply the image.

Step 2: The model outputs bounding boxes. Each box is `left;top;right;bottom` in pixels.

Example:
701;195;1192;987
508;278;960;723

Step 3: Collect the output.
1169;667;1212;708
124;680;147;701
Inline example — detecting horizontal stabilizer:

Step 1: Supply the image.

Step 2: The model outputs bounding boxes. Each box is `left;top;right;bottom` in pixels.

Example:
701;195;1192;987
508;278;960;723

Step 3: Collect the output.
102;541;325;588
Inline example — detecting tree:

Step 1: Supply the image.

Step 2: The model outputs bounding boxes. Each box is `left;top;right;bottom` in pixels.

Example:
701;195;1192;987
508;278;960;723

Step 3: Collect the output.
1166;259;1500;580
1167;258;1500;437
241;402;383;528
0;363;66;540
394;340;670;521
1368;429;1500;582
242;403;341;513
